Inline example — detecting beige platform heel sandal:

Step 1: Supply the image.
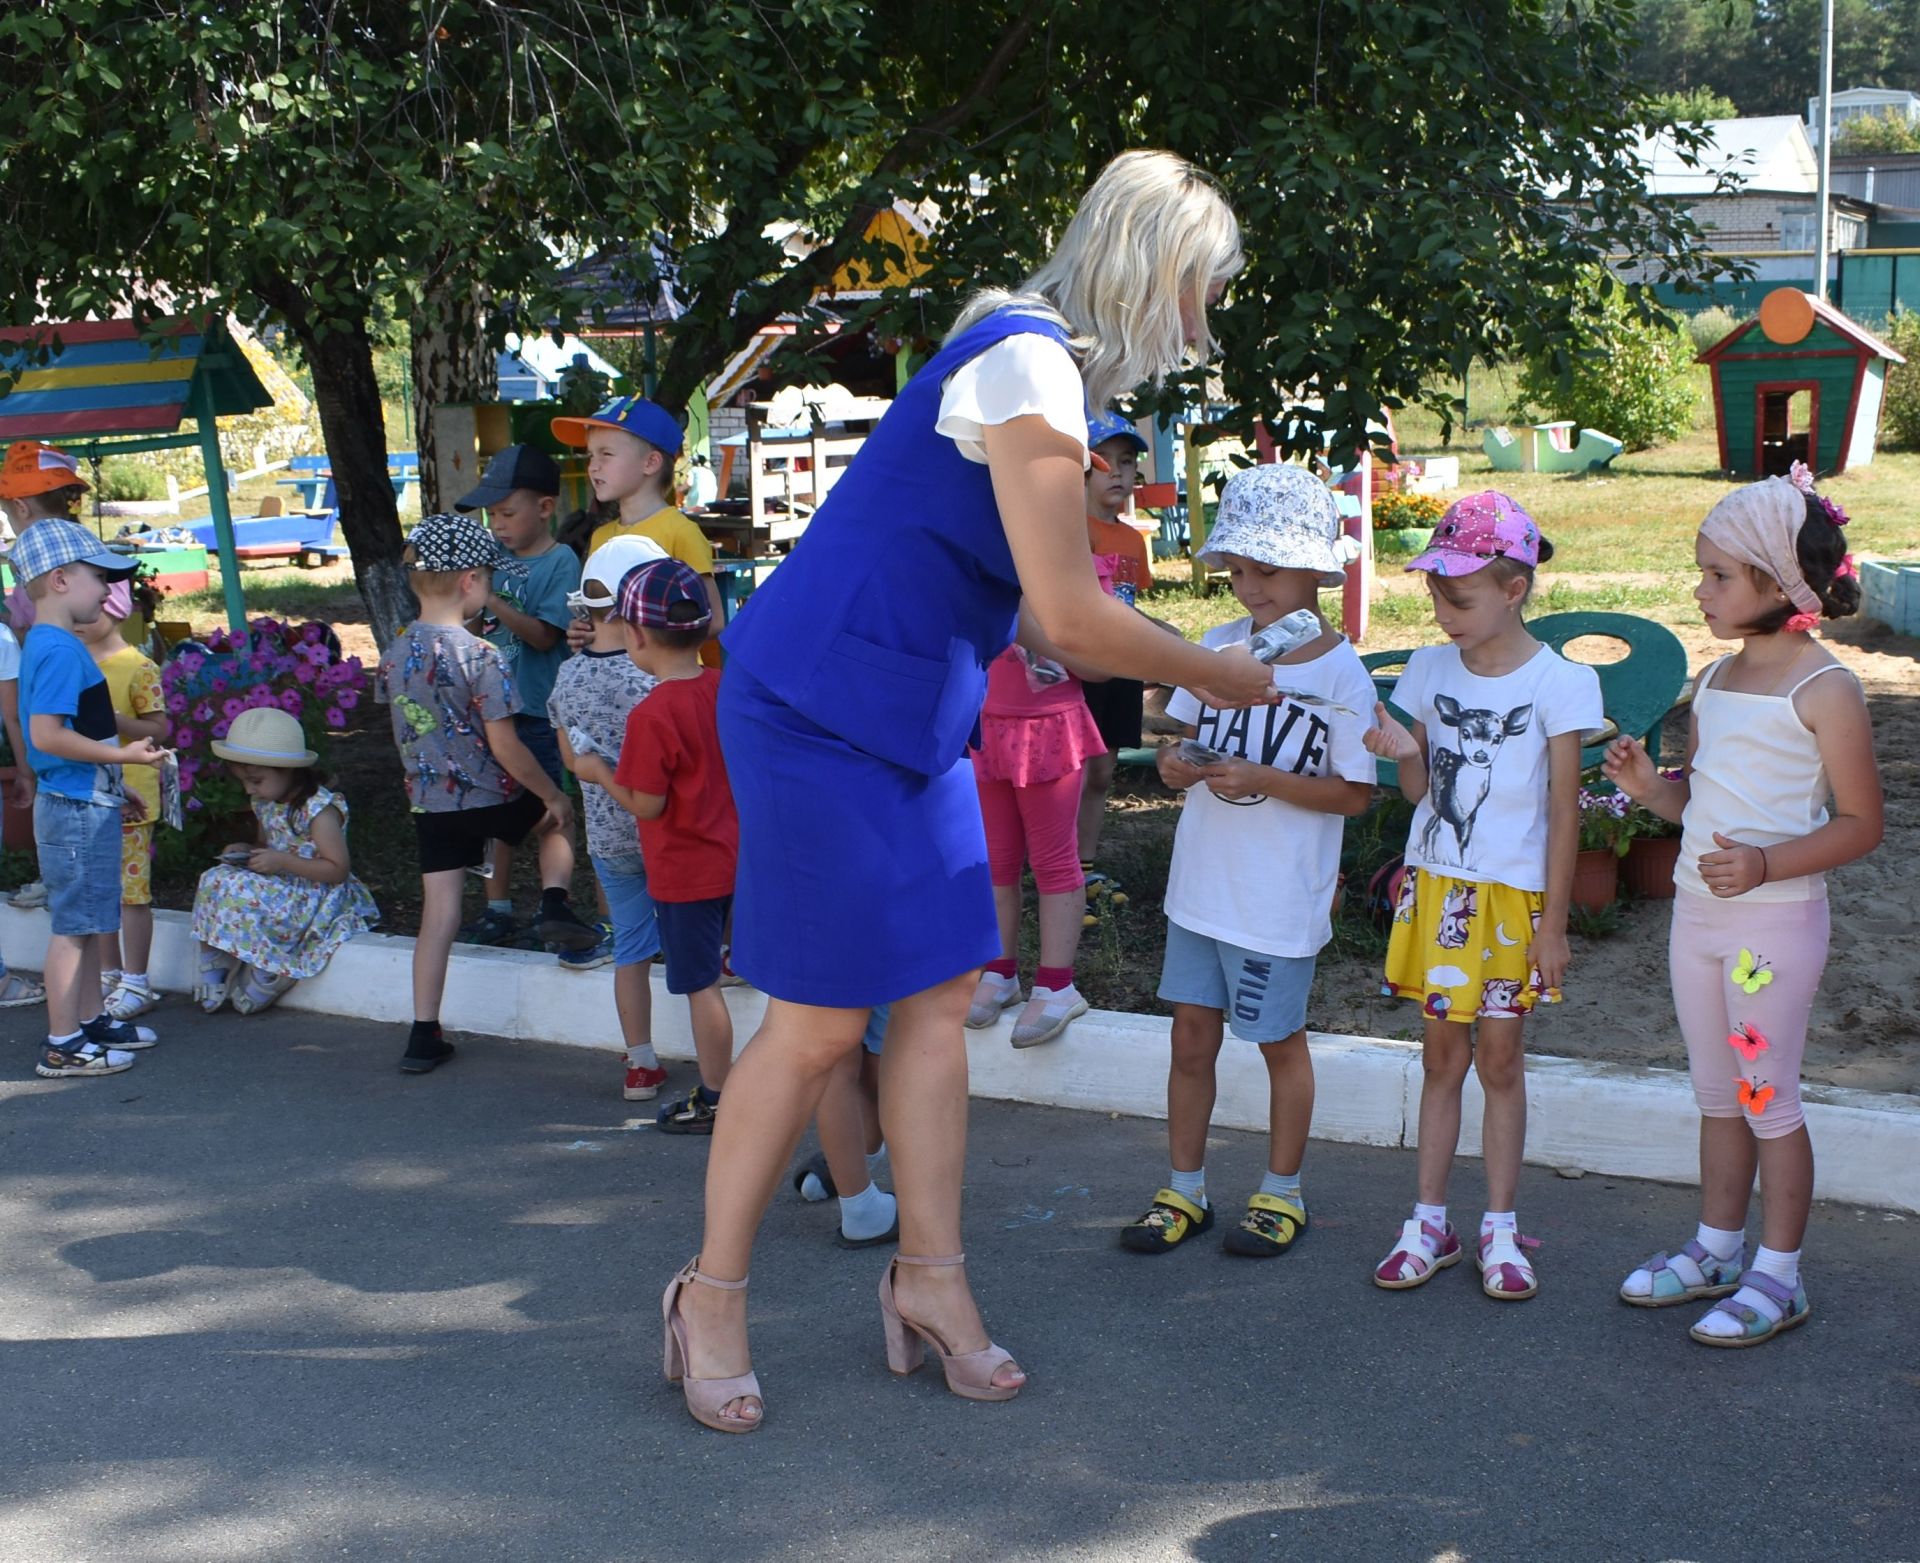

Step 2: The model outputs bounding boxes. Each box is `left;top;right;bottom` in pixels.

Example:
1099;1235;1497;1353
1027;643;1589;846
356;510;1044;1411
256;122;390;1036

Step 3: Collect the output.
661;1258;763;1433
878;1253;1025;1402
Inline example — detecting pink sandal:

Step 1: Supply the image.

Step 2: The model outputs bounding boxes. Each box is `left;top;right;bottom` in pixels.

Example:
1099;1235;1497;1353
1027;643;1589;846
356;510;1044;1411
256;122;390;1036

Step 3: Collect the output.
1476;1229;1541;1300
878;1253;1025;1401
661;1258;762;1434
1373;1217;1463;1290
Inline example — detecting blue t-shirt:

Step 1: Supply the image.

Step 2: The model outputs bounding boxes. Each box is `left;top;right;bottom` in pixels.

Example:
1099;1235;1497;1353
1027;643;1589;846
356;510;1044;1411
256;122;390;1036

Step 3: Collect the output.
485;544;579;719
21;623;124;803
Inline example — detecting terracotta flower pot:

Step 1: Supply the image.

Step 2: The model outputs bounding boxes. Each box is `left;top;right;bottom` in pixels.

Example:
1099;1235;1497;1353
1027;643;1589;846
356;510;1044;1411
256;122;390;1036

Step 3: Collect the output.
1571;848;1620;911
1622;835;1682;900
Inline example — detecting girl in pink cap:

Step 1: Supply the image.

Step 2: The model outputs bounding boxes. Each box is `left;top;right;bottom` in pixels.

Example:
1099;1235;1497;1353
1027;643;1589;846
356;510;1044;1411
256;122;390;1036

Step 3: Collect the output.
1363;491;1602;1302
1604;468;1881;1347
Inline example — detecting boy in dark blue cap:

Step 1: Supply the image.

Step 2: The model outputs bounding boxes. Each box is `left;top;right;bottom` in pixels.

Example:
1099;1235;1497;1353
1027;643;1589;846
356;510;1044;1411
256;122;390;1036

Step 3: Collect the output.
453;444;594;952
15;520;170;1077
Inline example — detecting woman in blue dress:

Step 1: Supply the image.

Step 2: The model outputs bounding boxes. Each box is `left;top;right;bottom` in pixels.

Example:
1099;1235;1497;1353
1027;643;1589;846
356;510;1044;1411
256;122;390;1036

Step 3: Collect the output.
662;150;1279;1433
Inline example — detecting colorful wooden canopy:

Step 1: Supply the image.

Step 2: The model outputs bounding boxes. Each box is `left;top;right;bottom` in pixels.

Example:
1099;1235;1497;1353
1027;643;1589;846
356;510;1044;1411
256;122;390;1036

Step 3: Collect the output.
0;316;271;441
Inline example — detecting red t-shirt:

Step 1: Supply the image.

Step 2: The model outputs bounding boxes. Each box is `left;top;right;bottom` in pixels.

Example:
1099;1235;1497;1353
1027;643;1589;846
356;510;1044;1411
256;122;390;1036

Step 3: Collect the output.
614;667;738;902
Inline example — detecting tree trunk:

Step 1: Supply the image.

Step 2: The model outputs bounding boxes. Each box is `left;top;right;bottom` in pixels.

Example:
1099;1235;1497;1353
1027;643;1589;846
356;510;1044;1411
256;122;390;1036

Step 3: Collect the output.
300;320;415;650
411;270;497;515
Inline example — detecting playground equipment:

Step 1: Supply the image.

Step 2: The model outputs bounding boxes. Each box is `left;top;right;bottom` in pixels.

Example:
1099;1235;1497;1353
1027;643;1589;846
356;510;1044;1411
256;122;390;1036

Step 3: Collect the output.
1482;421;1624;474
1696;287;1907;477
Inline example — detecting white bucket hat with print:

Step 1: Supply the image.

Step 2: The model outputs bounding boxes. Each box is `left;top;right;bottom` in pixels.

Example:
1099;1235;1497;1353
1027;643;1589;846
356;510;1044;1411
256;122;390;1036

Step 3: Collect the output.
1199;463;1361;587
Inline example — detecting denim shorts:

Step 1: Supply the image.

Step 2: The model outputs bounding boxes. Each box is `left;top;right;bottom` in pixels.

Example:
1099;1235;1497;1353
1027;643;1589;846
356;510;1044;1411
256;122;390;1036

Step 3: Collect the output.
862;1002;890;1055
36;793;124;937
1157;919;1316;1043
592;854;662;967
514;714;567;789
655;894;731;995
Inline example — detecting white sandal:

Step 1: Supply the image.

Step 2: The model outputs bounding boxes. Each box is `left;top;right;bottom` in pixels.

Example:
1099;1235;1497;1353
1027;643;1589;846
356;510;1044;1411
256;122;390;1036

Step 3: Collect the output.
1477;1228;1542;1300
195;952;239;1013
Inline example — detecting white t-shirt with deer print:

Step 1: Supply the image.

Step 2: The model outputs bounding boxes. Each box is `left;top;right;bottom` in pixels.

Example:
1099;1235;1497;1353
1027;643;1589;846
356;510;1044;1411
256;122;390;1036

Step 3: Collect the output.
1394;642;1603;893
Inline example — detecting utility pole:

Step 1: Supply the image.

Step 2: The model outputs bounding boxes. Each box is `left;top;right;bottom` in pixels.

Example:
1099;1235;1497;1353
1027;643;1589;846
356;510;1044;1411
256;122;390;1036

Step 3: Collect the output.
1814;0;1835;302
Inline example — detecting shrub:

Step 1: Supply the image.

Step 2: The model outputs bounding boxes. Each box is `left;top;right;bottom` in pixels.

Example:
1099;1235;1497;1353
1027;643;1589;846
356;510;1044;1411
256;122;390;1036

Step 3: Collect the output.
158;617;368;861
1684;307;1741;357
93;458;166;503
1371;489;1446;532
1881;309;1920;451
1515;287;1698;451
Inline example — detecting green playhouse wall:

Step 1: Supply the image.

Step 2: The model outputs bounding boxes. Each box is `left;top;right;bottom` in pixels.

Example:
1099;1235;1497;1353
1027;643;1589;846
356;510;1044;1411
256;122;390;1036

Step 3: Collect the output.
1713;318;1863;475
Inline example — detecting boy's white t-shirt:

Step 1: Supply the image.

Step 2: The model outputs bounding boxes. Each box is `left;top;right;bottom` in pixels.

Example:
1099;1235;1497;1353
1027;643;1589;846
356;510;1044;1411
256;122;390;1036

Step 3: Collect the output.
0;623;18;682
1392;642;1604;892
1164;619;1377;959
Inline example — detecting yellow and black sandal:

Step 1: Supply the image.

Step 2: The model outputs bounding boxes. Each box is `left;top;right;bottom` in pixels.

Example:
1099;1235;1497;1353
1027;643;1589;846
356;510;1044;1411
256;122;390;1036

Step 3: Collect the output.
1222;1193;1308;1258
1118;1188;1213;1254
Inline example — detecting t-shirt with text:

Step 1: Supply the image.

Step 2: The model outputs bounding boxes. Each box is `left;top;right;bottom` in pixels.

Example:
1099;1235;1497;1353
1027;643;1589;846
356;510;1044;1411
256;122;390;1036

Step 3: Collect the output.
614;667;737;902
375;622;519;812
547;648;656;868
1164;618;1377;958
1392;642;1604;892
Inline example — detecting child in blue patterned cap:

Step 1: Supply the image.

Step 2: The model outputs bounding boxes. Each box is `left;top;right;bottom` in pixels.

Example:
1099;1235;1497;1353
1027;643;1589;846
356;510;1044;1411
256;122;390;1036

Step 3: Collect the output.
1363;490;1602;1302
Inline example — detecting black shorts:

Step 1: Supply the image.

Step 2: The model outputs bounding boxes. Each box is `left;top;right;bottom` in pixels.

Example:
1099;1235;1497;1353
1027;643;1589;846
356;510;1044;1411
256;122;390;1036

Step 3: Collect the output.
1081;676;1145;754
414;791;547;875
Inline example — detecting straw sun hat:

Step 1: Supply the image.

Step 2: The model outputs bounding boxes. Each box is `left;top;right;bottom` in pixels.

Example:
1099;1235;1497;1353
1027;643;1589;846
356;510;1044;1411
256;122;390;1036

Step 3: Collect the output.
210;707;317;768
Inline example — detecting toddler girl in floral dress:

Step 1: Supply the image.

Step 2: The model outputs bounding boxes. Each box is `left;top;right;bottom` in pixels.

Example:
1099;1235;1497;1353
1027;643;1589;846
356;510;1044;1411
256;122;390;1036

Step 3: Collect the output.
192;707;378;1014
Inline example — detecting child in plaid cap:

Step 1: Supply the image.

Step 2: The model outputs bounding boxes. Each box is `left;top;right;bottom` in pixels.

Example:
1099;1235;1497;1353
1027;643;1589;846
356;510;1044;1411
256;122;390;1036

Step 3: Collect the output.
374;512;578;1074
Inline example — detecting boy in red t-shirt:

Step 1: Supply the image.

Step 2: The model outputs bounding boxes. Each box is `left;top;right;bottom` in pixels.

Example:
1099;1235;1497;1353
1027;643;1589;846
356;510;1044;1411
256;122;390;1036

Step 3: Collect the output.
604;559;737;1134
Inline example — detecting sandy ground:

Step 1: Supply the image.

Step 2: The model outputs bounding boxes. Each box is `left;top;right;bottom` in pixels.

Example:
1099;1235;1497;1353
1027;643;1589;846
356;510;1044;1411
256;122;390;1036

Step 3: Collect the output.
1312;614;1920;1095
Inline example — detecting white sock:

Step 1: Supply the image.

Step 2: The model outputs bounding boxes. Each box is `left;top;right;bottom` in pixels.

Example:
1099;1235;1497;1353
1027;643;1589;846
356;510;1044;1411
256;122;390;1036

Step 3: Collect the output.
1696;1244;1800;1338
1169;1166;1207;1209
1414;1201;1447;1232
1481;1209;1517;1238
626;1042;658;1070
839;1182;897;1241
102;968;122;992
1696;1222;1744;1261
120;972;151;992
1259;1169;1303;1208
798;1171;830;1202
1752;1244;1800;1289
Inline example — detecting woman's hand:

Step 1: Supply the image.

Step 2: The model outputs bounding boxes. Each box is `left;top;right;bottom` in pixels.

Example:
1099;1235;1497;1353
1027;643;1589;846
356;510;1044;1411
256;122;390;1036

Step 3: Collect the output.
1601;736;1657;798
1190;645;1276;710
1362;703;1419;761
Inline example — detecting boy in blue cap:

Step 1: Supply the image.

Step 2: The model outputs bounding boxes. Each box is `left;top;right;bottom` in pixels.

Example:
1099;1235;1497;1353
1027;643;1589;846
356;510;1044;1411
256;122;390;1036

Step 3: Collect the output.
453;444;595;953
552;398;724;646
15;520;170;1077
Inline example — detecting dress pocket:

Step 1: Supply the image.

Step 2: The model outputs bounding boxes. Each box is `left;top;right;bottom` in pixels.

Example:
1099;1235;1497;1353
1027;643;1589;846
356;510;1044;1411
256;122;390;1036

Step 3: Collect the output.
799;630;985;777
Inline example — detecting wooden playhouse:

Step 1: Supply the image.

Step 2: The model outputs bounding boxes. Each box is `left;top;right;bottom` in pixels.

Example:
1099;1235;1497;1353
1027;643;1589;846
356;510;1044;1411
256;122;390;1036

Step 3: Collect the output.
1697;287;1906;477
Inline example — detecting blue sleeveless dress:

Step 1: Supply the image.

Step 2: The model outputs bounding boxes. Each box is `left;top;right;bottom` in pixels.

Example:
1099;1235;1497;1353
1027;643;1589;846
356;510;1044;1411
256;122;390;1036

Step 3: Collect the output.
719;311;1075;1007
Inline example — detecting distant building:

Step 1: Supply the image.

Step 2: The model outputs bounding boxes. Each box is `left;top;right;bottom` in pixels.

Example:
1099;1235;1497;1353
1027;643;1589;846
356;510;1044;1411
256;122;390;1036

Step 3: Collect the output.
495;334;621;403
1805;86;1920;148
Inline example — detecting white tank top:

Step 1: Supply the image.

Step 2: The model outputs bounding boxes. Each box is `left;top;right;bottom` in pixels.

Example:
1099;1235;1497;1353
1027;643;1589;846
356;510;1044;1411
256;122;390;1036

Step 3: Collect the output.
1675;657;1844;903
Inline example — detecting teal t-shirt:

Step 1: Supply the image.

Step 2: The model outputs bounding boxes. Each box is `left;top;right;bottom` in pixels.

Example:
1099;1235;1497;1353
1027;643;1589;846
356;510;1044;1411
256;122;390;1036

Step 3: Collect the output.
486;543;580;719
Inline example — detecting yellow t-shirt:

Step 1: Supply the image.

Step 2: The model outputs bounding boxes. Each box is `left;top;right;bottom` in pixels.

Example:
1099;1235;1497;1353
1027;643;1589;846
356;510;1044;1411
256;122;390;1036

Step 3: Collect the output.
95;644;165;817
587;506;716;575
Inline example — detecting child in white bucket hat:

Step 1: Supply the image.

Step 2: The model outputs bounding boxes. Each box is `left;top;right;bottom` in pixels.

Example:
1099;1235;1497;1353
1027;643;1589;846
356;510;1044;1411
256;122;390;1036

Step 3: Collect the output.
191;706;378;1016
1119;462;1375;1261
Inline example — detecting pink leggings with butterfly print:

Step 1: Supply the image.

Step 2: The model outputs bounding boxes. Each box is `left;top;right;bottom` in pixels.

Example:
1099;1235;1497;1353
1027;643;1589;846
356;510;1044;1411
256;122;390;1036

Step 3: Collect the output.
1668;890;1829;1139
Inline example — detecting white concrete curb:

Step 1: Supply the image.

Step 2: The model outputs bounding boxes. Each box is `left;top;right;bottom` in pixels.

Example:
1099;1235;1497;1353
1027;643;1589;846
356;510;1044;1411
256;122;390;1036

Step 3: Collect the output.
8;905;1917;1213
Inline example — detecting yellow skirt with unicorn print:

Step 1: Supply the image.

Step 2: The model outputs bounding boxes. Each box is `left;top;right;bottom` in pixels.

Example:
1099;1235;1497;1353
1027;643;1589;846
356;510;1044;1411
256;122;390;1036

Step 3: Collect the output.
1382;868;1556;1024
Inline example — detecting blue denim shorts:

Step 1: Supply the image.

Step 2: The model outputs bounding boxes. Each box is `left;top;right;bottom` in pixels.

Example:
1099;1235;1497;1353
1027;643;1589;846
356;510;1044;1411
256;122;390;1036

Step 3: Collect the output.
1157;920;1316;1043
592;854;662;967
36;793;124;937
862;1002;890;1055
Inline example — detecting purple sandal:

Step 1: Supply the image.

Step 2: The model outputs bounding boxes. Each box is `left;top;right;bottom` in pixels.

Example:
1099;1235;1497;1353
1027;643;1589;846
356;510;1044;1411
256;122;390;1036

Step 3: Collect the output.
1373;1218;1462;1290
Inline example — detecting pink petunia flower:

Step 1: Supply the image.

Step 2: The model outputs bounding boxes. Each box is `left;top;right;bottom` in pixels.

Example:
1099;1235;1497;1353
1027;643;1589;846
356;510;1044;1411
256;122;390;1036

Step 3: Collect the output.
211;720;230;740
278;689;303;713
166;693;190;715
335;689;359;710
324;706;346;728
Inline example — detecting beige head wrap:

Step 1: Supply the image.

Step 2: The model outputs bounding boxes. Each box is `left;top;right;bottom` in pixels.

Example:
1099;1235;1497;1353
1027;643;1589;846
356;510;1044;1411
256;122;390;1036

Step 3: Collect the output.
1699;477;1819;615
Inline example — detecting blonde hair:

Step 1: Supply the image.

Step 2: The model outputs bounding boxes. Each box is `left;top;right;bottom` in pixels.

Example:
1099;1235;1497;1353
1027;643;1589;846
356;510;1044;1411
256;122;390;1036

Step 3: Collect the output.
948;150;1242;411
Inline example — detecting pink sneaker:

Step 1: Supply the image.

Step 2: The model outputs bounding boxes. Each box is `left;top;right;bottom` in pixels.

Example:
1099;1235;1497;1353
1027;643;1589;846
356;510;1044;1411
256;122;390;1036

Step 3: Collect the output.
624;1063;668;1101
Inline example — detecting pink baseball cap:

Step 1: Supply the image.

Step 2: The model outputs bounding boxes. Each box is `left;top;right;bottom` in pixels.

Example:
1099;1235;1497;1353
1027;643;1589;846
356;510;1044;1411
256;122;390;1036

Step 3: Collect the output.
1406;490;1541;577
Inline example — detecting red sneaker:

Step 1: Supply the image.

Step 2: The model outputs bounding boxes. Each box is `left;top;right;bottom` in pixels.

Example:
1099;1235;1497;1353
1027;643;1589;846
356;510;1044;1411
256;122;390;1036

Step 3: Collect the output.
623;1062;667;1101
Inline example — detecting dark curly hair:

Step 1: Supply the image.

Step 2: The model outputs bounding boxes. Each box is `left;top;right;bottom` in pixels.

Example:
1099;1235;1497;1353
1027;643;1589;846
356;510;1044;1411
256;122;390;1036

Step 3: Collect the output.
1742;491;1859;634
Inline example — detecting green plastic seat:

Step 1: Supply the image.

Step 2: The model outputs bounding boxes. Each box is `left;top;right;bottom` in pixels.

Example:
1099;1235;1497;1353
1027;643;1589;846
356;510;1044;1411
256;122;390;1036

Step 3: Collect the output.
1359;612;1688;788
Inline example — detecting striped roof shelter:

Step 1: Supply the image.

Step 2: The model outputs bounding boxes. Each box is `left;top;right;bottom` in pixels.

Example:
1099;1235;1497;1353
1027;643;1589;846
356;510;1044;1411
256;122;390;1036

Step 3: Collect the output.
0;316;271;440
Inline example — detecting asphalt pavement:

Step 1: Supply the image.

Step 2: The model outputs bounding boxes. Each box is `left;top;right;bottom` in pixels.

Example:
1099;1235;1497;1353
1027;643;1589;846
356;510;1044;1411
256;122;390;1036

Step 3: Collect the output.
2;1004;1915;1563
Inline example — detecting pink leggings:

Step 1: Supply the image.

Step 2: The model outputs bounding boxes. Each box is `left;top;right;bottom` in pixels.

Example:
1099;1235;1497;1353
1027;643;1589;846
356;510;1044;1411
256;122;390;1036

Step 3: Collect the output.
1669;890;1829;1140
973;764;1086;895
